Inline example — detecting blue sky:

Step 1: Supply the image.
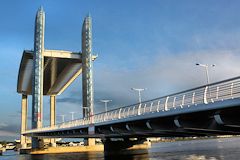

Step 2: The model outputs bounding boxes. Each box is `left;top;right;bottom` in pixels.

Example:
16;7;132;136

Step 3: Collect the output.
1;0;240;140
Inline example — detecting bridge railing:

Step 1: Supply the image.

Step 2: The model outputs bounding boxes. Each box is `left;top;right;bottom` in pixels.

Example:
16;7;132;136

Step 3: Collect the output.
24;76;240;134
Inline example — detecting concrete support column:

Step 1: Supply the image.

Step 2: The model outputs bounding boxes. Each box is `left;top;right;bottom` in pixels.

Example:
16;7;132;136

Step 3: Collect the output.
84;138;95;146
50;96;56;147
49;56;57;147
84;124;96;146
20;94;28;148
50;96;56;127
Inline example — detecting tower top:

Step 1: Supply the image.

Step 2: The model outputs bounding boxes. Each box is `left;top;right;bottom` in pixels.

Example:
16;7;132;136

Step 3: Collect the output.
38;6;44;13
84;13;92;22
86;13;91;18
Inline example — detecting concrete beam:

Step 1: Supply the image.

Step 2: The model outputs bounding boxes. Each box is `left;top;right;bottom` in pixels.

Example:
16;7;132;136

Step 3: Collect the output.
43;50;81;59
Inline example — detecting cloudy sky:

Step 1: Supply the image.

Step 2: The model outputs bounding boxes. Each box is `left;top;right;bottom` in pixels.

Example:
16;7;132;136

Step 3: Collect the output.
1;0;240;140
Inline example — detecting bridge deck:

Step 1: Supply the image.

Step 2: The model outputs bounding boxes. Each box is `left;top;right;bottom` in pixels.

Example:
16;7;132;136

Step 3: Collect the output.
24;76;240;137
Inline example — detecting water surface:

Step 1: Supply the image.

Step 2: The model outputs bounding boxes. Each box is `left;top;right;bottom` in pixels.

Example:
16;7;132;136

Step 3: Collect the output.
1;137;240;160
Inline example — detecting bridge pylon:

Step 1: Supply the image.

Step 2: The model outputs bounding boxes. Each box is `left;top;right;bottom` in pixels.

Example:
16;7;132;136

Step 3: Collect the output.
82;14;96;146
31;6;45;150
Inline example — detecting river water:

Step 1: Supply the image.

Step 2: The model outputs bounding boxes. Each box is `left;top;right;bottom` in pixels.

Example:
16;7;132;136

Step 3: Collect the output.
1;137;240;160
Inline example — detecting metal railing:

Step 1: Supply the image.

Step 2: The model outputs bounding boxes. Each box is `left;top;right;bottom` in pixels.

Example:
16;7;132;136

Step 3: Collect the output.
24;76;240;134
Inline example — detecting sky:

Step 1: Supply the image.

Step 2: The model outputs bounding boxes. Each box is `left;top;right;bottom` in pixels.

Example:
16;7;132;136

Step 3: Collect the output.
1;0;240;141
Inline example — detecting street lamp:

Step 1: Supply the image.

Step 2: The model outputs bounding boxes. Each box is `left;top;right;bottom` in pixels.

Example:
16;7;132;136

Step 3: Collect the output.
70;112;75;120
131;88;146;104
59;114;65;123
100;99;112;112
196;63;215;84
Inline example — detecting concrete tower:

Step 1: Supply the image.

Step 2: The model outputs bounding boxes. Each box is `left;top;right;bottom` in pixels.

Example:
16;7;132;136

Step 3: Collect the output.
32;6;45;148
82;15;94;119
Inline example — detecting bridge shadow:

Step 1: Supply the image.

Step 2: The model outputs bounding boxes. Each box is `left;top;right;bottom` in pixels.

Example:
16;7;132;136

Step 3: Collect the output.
104;149;150;160
18;151;150;160
104;152;150;160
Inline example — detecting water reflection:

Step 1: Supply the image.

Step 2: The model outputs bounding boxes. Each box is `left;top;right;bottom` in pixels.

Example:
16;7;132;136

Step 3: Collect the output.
30;152;104;160
185;155;217;160
104;153;150;160
27;152;151;160
2;137;240;160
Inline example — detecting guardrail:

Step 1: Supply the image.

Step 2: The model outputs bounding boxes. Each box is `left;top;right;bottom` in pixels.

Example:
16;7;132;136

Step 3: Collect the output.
24;76;240;134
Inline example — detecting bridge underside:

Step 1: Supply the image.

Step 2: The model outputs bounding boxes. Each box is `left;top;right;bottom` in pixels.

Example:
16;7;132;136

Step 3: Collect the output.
17;50;84;95
25;99;240;138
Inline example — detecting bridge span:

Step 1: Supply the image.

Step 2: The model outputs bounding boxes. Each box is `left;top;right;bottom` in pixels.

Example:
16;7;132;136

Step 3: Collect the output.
24;76;240;138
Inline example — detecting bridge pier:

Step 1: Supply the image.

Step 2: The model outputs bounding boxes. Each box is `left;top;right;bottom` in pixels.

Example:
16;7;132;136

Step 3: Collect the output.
50;95;56;147
103;138;151;156
84;124;96;146
19;95;31;154
20;94;28;149
84;138;96;146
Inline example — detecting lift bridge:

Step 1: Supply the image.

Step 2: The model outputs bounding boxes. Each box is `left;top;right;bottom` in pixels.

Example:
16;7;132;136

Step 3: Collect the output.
17;7;240;153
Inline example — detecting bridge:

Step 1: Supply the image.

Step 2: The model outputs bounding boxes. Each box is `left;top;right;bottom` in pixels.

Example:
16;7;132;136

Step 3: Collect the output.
24;76;240;138
17;7;240;154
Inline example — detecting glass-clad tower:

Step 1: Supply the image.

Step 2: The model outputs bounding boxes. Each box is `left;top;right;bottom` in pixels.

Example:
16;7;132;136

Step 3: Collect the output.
32;6;45;148
82;15;94;119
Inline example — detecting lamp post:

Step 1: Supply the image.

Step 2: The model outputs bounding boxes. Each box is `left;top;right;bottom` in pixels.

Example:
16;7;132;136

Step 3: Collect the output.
70;112;75;120
100;99;112;112
131;88;146;104
196;63;215;84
